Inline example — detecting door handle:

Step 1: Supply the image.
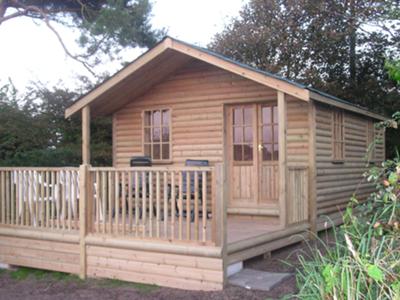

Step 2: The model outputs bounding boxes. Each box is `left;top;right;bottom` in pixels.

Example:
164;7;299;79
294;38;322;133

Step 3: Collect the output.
258;144;263;151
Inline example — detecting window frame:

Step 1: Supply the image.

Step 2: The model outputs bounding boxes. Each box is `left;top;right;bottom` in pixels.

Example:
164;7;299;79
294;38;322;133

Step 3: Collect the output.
331;109;345;162
259;103;279;162
142;108;172;163
232;105;254;164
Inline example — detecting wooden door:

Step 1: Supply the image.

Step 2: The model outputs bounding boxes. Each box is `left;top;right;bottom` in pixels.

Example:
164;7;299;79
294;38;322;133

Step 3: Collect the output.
227;103;279;210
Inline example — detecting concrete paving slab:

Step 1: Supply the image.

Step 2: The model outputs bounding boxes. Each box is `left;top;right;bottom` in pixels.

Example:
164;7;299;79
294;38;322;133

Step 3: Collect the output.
228;268;292;291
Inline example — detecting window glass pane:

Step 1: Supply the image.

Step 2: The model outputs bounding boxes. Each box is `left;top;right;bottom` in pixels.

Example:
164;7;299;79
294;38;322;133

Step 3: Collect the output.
263;144;272;161
144;112;151;126
263;126;272;143
244;126;253;143
243;144;253;161
233;127;243;144
273;125;279;143
153;144;160;160
233;108;243;125
244;107;252;125
153;110;161;126
273;144;279;160
273;106;278;123
153;127;160;142
162;127;169;142
262;107;271;125
144;144;151;156
162;109;170;126
144;128;151;142
162;143;170;160
233;145;242;161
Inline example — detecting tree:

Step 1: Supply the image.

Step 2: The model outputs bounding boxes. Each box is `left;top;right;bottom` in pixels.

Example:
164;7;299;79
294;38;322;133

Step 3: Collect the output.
211;0;400;157
0;0;164;74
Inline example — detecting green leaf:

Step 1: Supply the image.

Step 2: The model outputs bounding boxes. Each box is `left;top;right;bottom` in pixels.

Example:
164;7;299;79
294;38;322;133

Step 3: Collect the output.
322;264;338;293
366;264;384;282
388;172;398;185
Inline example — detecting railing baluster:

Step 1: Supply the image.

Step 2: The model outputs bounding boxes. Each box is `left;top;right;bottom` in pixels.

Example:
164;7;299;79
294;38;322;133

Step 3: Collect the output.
41;171;45;228
122;171;126;235
0;171;4;224
95;171;100;233
163;171;168;238
202;171;207;243
135;171;139;237
178;172;183;240
142;171;147;238
101;171;106;234
128;171;133;234
186;171;191;241
194;171;199;241
156;171;160;238
148;171;153;238
108;171;113;234
170;171;175;240
5;171;10;224
114;171;119;234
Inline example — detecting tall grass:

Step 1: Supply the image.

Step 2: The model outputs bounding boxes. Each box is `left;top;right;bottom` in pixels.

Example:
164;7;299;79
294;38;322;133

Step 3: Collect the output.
295;137;400;299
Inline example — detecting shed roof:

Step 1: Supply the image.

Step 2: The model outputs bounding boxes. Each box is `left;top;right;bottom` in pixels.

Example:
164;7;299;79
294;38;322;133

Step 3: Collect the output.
65;36;386;121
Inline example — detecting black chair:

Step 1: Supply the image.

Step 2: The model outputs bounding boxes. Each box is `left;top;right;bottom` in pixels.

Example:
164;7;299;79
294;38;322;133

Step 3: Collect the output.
174;159;209;222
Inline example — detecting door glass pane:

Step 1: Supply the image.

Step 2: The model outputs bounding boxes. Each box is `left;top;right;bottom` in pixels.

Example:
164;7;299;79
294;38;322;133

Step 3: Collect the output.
273;106;278;123
243;144;253;161
244;107;252;125
233;127;243;143
273;144;279;160
273;125;279;143
233;108;243;125
263;144;272;161
244;126;253;143
233;145;242;161
263;126;272;143
262;107;271;125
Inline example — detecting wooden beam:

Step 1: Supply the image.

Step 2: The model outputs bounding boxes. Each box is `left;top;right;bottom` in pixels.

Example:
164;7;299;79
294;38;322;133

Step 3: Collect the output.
82;106;90;165
79;164;89;279
308;101;317;236
277;91;287;228
170;40;310;102
65;40;171;118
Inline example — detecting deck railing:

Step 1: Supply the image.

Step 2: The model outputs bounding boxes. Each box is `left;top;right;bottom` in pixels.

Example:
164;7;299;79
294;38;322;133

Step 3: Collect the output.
0;168;79;231
87;166;216;244
0;165;220;245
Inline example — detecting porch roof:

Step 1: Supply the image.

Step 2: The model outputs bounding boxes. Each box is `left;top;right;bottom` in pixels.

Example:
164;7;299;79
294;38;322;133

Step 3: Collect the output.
65;36;386;121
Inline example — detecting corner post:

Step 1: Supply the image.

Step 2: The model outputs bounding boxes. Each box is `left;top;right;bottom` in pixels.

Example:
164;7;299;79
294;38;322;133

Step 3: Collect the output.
308;100;317;236
213;163;228;285
278;91;287;228
82;106;90;165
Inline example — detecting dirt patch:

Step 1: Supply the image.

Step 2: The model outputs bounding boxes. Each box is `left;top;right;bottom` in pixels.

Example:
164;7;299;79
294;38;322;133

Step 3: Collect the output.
0;230;334;300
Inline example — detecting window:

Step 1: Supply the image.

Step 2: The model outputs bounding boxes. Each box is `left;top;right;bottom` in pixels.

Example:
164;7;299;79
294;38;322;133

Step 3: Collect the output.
232;106;254;161
143;109;171;161
260;104;279;161
332;109;345;161
366;120;375;160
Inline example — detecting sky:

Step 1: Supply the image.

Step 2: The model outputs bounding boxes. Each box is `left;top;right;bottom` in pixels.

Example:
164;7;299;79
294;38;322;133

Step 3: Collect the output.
0;0;247;92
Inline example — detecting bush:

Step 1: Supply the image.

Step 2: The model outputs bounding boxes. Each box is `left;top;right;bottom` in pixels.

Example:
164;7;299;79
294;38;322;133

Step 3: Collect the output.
295;115;400;300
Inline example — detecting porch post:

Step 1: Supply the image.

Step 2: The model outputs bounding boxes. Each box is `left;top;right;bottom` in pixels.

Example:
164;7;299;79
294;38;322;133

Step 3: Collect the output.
82;106;90;165
277;91;287;228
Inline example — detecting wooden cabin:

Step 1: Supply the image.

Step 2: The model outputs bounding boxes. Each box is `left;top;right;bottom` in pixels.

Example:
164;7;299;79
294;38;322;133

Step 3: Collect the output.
0;37;386;290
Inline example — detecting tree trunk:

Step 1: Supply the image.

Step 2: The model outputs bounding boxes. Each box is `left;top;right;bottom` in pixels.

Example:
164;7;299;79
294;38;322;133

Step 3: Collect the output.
349;0;357;87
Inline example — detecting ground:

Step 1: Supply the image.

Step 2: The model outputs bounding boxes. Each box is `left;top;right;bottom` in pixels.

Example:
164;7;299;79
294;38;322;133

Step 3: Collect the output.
0;231;333;300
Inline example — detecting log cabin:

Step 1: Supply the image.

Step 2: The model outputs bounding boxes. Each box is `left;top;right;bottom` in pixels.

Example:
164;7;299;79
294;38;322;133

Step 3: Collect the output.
0;36;386;290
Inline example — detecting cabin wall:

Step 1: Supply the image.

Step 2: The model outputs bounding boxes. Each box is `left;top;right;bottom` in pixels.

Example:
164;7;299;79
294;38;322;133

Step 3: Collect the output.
113;60;278;167
315;103;385;226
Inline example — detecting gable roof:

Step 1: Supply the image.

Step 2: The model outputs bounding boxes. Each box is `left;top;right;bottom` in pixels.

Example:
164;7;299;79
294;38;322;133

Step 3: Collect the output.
65;36;386;121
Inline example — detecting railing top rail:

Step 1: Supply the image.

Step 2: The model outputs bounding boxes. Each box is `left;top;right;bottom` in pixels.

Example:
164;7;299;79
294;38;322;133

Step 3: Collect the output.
0;167;79;171
89;166;214;172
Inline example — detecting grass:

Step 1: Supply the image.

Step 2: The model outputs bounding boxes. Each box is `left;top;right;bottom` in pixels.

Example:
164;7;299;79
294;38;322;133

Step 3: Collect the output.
1;266;158;294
